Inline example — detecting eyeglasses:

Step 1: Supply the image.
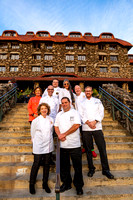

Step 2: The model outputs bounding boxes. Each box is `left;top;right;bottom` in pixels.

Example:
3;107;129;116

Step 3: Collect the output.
48;89;54;90
64;83;69;85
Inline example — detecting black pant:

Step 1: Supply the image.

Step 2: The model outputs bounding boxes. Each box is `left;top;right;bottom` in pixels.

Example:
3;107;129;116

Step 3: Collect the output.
82;130;110;172
60;147;84;189
30;153;51;185
80;126;94;150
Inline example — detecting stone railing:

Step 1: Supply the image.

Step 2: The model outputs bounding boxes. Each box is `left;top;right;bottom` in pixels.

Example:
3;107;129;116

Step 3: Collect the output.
101;84;133;135
0;83;16;120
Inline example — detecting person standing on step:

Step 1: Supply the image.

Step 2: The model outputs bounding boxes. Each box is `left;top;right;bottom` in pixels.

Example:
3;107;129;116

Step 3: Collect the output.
59;79;75;111
39;85;59;122
42;78;61;99
54;97;84;195
80;86;114;179
74;85;97;158
28;87;42;124
29;103;54;194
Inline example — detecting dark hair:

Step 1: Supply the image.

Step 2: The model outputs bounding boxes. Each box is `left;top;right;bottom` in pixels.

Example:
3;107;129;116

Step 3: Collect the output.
63;79;75;103
37;103;51;115
34;87;42;95
61;97;70;103
85;86;92;91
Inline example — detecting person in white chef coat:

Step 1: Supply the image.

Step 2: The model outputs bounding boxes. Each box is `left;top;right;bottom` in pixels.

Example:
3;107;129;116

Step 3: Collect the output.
59;79;75;111
54;97;84;195
80;86;114;179
29;103;54;195
39;85;59;122
74;85;97;158
42;78;61;99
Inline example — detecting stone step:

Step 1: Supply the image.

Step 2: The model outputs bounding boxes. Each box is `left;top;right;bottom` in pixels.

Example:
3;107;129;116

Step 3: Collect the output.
0;135;132;145
0;125;123;132
0;129;128;138
0;120;119;127
0;170;132;190
0;185;133;200
0;159;133;175
1;117;115;123
0;142;132;153
0;150;133;163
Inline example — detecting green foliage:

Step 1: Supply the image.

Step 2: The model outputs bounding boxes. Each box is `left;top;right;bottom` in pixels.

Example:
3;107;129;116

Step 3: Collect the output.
17;87;32;98
92;88;102;99
92;88;99;97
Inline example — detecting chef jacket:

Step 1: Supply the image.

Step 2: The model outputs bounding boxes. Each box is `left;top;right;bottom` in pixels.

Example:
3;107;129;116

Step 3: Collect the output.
31;115;54;154
42;87;61;99
79;97;104;131
39;95;59;121
54;108;81;149
74;92;86;111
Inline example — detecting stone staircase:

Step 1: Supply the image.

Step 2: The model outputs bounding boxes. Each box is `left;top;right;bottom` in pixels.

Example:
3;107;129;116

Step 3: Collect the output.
0;103;133;200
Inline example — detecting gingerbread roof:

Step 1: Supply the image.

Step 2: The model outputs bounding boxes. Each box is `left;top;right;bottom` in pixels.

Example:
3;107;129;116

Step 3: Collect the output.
0;30;132;49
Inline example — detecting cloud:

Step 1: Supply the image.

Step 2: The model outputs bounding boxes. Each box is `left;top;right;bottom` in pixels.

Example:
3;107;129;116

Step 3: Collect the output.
0;0;132;53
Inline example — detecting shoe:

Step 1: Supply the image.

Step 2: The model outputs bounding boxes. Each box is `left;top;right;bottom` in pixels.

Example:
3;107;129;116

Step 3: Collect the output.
102;171;114;179
92;150;97;158
76;188;83;195
43;184;51;193
29;184;36;194
87;169;95;177
60;183;72;193
82;148;85;153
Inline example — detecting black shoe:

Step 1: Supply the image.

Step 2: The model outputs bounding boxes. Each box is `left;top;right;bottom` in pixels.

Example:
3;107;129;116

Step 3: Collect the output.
60;183;72;193
29;184;36;194
87;169;95;177
102;171;114;179
43;184;51;193
76;188;83;195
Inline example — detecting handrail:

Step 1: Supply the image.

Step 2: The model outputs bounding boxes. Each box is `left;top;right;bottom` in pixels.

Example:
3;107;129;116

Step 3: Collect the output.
0;86;17;121
99;86;133;134
55;137;60;200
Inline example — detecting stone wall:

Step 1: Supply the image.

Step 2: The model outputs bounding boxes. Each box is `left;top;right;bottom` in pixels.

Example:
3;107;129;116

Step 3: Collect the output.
0;83;16;119
0;41;131;78
101;84;133;135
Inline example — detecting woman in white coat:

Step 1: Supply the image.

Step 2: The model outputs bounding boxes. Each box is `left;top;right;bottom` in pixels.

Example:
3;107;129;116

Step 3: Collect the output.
59;79;75;110
29;103;54;194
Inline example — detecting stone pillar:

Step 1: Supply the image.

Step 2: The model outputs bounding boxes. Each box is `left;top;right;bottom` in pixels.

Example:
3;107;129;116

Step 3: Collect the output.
122;83;129;92
34;82;39;89
79;82;84;92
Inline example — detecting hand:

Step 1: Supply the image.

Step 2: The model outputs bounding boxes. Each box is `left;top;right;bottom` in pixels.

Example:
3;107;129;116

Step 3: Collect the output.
85;120;96;129
34;114;38;118
58;133;66;141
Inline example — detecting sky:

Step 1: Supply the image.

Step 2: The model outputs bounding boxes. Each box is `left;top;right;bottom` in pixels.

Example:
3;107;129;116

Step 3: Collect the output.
0;0;133;53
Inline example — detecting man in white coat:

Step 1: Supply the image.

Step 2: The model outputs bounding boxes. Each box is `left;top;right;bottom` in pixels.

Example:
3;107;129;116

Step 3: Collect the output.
74;85;97;158
54;97;84;195
42;79;61;99
39;85;59;122
80;86;114;179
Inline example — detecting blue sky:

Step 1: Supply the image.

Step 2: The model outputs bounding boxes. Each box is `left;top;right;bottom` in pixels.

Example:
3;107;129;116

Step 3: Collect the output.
0;0;133;53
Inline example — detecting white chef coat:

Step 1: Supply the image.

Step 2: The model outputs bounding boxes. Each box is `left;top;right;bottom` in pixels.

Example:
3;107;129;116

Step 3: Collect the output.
31;115;54;154
59;88;75;109
42;87;61;99
79;97;104;131
74;92;86;111
39;95;59;121
54;108;81;149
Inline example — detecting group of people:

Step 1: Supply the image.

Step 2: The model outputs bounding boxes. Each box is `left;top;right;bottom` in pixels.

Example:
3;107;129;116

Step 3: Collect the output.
28;78;114;195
